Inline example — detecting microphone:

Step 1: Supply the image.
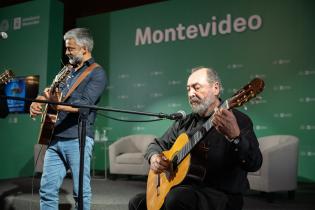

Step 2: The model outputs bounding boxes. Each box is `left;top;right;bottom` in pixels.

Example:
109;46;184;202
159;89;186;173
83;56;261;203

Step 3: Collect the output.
0;32;8;39
167;110;186;120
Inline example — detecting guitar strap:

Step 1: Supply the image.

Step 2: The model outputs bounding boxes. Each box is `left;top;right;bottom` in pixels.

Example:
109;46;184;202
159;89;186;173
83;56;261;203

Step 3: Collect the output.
62;63;99;102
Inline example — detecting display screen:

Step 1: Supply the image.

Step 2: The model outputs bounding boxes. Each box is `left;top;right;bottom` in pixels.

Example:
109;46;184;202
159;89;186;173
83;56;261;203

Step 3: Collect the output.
5;78;26;112
2;75;39;114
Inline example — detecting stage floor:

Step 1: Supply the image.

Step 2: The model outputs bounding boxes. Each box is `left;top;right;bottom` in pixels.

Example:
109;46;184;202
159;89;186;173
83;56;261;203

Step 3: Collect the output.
0;176;314;210
0;176;146;210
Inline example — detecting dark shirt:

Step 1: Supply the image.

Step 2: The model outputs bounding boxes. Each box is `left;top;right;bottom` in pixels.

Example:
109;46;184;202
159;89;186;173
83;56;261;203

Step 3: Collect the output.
145;109;262;194
53;58;107;139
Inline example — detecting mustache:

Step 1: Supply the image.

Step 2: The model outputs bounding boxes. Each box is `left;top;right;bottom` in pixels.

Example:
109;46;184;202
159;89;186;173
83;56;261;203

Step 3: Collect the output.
67;54;82;65
67;55;77;59
189;96;201;103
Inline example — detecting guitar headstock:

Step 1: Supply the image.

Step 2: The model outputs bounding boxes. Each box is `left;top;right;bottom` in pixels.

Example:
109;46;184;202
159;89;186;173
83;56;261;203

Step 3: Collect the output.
51;65;72;94
0;70;15;85
228;78;265;109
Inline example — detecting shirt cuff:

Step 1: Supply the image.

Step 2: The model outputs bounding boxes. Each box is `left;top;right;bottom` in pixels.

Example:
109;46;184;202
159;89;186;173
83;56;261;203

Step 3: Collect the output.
230;135;250;153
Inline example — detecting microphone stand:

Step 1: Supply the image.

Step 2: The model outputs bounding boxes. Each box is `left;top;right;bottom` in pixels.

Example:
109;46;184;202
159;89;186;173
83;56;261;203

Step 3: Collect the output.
78;107;88;210
0;95;176;210
0;95;172;118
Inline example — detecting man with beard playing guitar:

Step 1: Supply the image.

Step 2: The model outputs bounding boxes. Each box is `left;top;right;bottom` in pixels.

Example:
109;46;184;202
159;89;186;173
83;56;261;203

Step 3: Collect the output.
129;67;262;210
30;28;106;210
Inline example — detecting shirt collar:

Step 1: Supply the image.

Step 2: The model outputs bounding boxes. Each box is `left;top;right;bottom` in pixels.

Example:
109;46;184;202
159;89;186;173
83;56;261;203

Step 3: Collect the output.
84;57;95;66
74;57;95;73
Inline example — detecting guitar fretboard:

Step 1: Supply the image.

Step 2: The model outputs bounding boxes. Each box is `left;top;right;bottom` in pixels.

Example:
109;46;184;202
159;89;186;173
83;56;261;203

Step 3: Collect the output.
175;100;230;165
50;66;72;94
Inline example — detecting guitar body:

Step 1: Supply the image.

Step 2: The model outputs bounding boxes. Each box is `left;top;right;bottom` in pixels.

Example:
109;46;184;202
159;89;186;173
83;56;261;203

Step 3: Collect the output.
146;133;191;210
37;104;58;145
36;65;71;145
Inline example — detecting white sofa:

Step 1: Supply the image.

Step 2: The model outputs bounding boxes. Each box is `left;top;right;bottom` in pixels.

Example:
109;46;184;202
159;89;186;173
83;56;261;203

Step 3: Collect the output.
247;135;299;198
108;134;156;176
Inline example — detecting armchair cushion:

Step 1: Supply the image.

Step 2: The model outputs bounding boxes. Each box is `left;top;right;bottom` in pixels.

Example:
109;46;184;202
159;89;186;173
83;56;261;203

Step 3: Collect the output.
116;153;144;164
109;134;156;175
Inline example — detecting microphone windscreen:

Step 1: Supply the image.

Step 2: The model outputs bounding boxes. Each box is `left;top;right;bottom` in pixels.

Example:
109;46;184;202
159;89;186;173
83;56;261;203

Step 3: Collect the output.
177;110;186;120
1;32;8;39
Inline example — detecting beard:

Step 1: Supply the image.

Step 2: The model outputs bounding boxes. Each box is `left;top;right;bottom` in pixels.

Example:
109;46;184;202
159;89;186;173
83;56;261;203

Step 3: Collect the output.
189;95;214;116
67;52;83;66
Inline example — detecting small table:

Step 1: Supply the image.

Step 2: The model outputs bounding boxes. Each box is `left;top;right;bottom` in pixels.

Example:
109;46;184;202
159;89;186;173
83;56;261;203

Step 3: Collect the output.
92;140;113;179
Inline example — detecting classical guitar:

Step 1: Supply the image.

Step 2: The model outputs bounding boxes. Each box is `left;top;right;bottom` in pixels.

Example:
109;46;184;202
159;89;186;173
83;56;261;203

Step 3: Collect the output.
0;70;14;84
37;65;72;145
146;78;265;210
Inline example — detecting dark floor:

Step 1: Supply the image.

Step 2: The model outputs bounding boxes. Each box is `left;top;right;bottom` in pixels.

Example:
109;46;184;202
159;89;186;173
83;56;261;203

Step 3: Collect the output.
0;176;314;210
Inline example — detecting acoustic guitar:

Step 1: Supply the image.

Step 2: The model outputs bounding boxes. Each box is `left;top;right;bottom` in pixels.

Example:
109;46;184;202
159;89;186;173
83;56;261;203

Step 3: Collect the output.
0;70;14;84
37;65;72;145
146;78;265;210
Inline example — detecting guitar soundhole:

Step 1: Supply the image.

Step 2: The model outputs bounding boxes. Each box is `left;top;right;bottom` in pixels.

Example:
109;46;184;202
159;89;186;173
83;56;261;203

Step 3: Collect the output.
164;153;179;181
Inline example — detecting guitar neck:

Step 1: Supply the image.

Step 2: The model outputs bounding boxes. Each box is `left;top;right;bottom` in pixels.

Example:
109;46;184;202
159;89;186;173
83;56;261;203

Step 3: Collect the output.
175;100;230;165
49;66;72;95
50;82;59;95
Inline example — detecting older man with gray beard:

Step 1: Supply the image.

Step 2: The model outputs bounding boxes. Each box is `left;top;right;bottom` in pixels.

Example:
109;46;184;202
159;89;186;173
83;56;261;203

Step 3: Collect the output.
129;67;262;210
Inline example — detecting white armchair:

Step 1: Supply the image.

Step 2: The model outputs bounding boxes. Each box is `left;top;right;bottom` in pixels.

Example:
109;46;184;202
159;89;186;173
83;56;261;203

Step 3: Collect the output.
247;135;299;198
108;134;156;176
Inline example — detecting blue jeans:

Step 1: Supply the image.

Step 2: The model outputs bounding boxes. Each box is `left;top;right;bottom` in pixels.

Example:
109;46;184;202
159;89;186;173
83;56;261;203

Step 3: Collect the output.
40;136;94;210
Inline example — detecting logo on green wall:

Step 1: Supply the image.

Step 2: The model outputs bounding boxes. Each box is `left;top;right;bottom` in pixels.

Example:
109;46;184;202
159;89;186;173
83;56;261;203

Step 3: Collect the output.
0;19;9;31
135;14;263;46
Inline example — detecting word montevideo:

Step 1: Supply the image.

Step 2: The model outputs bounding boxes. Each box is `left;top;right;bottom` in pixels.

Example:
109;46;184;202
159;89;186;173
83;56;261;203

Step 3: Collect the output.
135;14;263;46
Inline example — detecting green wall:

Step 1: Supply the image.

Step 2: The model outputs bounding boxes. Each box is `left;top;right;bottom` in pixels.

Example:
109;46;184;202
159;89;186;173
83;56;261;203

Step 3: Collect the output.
78;0;315;181
0;0;64;179
0;0;314;182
